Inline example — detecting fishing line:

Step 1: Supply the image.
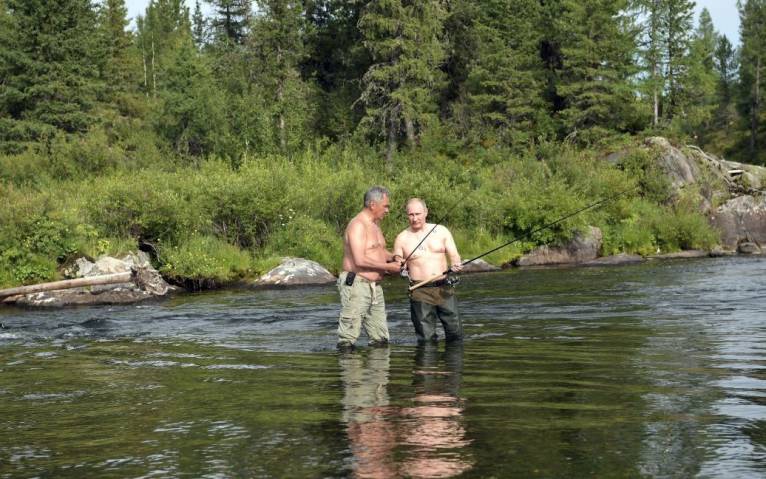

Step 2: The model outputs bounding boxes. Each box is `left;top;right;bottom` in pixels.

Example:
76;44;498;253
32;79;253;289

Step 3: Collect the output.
408;185;638;291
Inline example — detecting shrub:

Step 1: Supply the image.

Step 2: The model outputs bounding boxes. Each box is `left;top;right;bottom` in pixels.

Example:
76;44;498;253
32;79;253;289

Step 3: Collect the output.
159;235;252;288
259;215;343;273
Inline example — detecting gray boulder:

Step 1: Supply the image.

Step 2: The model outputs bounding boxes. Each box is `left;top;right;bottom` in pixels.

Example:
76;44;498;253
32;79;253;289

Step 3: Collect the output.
582;253;645;266
738;242;762;255
461;259;500;273
514;226;602;267
709;195;766;251
255;257;336;287
649;250;709;259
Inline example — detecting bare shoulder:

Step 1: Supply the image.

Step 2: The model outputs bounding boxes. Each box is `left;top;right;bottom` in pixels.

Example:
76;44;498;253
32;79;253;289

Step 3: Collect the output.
434;224;452;237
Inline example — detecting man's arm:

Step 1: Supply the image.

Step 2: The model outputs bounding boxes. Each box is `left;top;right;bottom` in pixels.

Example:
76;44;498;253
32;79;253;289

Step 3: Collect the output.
443;227;462;272
391;233;405;264
348;221;401;273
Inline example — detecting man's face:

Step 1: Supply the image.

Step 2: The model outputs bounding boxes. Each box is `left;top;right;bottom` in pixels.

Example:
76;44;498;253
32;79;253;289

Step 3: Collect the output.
369;194;390;221
407;202;427;231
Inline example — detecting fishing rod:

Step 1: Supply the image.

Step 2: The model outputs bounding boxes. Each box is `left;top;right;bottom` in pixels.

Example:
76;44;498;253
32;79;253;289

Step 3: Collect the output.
408;186;638;291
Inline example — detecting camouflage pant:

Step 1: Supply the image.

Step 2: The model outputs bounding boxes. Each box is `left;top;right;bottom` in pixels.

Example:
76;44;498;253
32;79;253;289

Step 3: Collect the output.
337;272;389;347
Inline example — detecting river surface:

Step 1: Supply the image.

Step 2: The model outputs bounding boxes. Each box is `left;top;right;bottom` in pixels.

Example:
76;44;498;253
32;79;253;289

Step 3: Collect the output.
1;257;765;478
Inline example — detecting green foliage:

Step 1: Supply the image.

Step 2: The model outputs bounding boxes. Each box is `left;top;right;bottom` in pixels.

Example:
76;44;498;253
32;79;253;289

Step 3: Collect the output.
159;235;252;286
0;186;81;286
600;197;718;255
554;0;639;141
0;0;103;137
260;215;343;273
614;149;672;204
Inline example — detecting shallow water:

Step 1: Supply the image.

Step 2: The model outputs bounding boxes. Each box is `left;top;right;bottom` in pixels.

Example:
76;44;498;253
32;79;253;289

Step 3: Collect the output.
1;257;765;478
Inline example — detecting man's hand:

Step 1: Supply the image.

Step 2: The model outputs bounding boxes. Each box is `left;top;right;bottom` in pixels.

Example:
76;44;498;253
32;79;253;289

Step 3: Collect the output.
449;263;463;273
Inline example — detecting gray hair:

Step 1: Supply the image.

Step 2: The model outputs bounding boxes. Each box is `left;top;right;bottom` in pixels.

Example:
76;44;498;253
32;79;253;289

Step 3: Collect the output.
406;197;427;211
364;186;390;207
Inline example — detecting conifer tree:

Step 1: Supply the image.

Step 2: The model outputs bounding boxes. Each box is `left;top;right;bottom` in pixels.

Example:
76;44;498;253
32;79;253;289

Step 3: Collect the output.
663;0;695;119
0;0;103;141
713;34;738;130
98;0;139;98
737;0;766;161
552;0;638;142
633;0;663;125
192;0;208;49
462;0;547;144
358;0;447;165
249;0;313;154
157;40;228;156
135;0;191;96
209;0;251;45
683;8;718;142
303;0;369;139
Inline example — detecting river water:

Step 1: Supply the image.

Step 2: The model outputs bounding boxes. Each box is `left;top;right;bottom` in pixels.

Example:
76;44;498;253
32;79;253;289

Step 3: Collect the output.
1;257;765;478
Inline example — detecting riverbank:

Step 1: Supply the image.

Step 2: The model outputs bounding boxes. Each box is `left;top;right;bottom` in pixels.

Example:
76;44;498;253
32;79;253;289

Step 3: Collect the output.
1;136;763;295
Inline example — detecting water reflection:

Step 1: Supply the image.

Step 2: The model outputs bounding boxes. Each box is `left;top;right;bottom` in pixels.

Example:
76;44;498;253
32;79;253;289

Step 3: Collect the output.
340;344;472;479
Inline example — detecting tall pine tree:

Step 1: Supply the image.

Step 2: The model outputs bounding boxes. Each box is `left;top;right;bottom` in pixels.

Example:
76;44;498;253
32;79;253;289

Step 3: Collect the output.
98;0;138;99
358;0;447;165
552;0;639;142
462;0;547;145
0;0;103;145
713;34;738;131
683;8;719;142
248;0;314;154
737;0;766;162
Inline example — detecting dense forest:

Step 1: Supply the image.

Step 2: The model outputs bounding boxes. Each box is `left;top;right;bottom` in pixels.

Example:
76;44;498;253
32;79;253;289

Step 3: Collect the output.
1;0;765;288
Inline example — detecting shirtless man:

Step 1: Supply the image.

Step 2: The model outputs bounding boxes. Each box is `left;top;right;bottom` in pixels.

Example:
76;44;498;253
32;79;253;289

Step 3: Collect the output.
393;198;464;343
337;186;403;349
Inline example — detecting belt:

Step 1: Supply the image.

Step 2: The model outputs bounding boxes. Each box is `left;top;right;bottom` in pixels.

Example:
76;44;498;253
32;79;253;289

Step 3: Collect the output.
343;271;380;305
343;271;376;283
409;279;450;288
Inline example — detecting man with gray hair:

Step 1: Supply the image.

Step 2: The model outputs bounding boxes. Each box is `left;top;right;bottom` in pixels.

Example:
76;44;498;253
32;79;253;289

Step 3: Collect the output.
337;186;403;350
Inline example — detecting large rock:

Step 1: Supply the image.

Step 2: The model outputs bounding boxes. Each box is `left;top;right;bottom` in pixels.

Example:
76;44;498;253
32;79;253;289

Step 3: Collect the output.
709;195;766;251
646;137;702;190
514;226;602;267
461;259;500;273
255;257;336;287
582;253;645;266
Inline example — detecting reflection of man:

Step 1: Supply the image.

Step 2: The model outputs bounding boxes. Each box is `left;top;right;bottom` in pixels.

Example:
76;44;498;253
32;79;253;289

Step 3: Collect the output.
393;198;464;343
338;186;403;350
401;343;473;478
340;348;396;478
339;345;472;479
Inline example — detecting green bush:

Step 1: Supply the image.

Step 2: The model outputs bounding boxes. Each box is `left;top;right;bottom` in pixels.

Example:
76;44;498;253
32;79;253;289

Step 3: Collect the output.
159;235;252;288
259;215;343;273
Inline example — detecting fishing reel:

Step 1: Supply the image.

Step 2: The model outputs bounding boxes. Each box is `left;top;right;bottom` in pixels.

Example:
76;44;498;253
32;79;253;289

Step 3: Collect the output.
445;270;461;287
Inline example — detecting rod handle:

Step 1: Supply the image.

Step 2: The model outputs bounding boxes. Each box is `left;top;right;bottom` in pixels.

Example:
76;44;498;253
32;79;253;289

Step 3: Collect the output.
408;273;446;292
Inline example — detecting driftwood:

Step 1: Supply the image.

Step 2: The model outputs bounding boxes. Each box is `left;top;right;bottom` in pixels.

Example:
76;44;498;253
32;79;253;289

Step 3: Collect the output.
0;267;168;300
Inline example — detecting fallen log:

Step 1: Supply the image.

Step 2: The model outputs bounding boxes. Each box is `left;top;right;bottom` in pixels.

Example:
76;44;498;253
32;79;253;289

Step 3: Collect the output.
0;271;133;300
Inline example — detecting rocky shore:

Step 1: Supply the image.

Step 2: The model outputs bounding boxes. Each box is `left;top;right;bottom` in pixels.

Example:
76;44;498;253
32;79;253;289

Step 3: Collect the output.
2;137;763;307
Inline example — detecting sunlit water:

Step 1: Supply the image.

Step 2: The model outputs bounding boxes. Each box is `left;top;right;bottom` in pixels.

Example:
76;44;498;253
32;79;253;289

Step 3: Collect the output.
1;257;765;478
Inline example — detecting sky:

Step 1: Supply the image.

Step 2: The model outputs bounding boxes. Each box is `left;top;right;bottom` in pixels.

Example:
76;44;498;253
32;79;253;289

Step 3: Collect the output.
124;0;741;46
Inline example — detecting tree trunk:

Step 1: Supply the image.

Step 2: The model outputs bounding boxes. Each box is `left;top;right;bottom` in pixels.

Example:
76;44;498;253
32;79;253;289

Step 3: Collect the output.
151;36;157;97
750;54;761;157
385;113;397;170
405;116;416;147
0;273;133;300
